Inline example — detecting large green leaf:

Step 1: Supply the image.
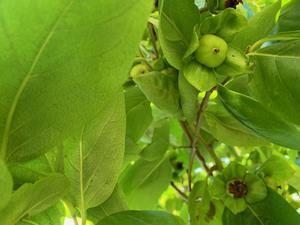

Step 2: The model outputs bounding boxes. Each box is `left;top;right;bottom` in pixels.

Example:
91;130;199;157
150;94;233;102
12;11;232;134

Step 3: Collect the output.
222;188;300;225
231;1;281;51
119;157;172;210
63;92;125;212
0;174;69;225
218;86;300;150
158;0;199;69
0;0;151;162
249;40;300;125
133;71;181;116
87;186;128;224
278;0;300;32
0;159;13;210
97;210;185;225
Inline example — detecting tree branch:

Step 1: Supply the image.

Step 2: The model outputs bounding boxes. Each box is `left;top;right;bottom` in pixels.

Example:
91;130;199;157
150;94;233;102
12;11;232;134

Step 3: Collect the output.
171;181;189;202
180;121;212;191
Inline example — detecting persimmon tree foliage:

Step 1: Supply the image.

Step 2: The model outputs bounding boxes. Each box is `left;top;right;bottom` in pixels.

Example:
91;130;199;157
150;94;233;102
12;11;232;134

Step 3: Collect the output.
0;0;300;224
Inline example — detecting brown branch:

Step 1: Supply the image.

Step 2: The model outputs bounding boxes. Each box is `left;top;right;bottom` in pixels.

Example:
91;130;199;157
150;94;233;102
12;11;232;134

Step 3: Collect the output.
147;22;158;59
171;181;189;202
189;77;230;174
179;77;231;190
179;121;212;190
198;134;223;170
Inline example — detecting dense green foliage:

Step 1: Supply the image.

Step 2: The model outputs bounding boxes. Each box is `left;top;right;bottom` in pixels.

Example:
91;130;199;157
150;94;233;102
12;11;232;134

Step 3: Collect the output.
0;0;300;224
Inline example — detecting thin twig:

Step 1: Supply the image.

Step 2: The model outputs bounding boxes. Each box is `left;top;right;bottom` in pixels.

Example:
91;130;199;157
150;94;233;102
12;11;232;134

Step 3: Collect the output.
171;144;192;149
147;22;159;59
188;88;216;184
189;77;230;174
179;121;212;190
199;6;208;13
198;134;223;170
21;219;40;225
171;181;189;202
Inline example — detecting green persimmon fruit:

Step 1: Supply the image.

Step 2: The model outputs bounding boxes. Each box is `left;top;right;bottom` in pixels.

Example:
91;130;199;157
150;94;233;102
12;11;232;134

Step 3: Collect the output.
195;34;228;68
130;64;149;78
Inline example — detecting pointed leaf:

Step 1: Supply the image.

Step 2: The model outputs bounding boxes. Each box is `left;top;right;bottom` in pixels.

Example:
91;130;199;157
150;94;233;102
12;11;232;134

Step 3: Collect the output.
158;0;199;69
231;1;281;51
249;40;300;125
218;86;300;150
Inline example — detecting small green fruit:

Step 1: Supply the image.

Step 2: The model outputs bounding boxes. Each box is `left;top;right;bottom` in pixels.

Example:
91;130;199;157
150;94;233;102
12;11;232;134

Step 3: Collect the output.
195;34;228;68
130;64;149;78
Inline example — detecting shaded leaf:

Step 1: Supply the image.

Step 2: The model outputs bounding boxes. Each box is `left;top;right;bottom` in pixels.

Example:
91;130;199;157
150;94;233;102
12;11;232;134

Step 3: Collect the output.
125;86;153;142
189;181;223;225
87;186;128;224
278;0;300;32
97;210;185;225
178;72;198;124
0;159;13;210
0;174;69;225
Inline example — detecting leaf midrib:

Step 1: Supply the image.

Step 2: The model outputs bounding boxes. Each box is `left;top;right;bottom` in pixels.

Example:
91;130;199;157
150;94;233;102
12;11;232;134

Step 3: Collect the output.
0;0;74;159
